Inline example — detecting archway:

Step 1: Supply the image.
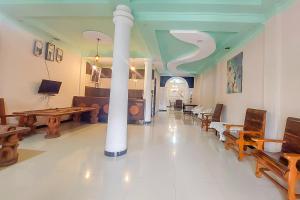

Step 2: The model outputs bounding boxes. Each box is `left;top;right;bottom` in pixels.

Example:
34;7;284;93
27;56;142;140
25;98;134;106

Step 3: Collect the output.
165;77;190;108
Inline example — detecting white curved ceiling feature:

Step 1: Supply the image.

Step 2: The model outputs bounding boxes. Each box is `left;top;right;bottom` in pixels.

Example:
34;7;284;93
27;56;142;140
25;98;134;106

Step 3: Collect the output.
167;30;216;76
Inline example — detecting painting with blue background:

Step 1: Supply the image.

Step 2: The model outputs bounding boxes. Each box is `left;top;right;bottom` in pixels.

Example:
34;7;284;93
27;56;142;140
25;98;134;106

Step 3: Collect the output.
227;52;243;93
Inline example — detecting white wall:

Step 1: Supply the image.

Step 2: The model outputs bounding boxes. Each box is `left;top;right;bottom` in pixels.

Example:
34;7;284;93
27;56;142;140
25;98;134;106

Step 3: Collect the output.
215;33;265;123
198;1;300;151
280;1;300;128
0;17;82;116
196;67;217;108
192;76;201;105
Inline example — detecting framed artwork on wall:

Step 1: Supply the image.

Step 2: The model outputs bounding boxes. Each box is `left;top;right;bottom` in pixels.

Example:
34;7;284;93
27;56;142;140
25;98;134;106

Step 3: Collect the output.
33;40;43;57
45;42;55;61
227;52;243;93
91;66;102;83
56;48;63;62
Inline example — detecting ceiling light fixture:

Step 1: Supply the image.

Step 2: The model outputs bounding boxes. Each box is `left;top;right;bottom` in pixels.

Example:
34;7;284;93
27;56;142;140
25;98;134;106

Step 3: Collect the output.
95;38;101;62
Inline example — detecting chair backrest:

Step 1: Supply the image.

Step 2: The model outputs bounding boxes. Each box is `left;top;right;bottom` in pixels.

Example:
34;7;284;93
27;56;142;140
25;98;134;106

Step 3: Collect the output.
243;108;266;136
281;117;300;154
0;98;6;124
212;104;223;122
175;100;182;108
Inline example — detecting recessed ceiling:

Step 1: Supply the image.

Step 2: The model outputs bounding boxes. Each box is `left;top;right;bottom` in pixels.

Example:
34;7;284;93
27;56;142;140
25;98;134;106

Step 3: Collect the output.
0;0;295;76
167;30;216;76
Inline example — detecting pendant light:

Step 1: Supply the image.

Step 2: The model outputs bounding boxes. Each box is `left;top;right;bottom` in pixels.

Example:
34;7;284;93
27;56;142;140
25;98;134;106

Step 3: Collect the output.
95;38;100;62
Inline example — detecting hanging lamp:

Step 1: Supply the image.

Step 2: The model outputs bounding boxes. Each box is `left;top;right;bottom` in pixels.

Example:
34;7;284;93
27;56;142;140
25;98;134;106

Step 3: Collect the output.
95;38;100;62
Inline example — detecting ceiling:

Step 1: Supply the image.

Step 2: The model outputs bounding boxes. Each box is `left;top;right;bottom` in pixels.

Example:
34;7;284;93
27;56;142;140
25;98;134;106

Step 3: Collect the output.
0;0;295;76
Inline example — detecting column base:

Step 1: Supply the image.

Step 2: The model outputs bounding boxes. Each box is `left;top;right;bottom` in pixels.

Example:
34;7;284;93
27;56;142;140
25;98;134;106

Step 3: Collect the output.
104;149;127;157
144;121;151;125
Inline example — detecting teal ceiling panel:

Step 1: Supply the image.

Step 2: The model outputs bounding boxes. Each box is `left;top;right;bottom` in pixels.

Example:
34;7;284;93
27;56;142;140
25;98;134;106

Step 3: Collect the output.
0;0;295;75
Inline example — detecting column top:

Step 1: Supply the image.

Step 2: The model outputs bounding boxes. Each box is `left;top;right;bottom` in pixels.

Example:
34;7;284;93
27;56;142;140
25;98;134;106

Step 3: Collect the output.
113;4;134;26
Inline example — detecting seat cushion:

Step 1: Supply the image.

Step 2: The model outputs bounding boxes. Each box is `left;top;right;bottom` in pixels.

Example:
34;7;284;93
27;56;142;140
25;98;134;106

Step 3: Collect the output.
254;151;291;177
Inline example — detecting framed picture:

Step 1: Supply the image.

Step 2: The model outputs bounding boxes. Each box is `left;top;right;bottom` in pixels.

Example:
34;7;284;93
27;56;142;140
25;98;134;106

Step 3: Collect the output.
45;42;55;61
33;40;43;57
227;52;243;93
91;66;101;83
56;48;63;62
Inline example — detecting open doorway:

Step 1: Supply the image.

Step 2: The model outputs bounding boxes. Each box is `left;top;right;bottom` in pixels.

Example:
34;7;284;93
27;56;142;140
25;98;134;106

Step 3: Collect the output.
165;77;190;109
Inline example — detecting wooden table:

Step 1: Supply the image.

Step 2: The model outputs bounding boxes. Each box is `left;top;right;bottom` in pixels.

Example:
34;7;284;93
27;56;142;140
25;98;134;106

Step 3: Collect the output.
13;106;99;139
0;125;30;167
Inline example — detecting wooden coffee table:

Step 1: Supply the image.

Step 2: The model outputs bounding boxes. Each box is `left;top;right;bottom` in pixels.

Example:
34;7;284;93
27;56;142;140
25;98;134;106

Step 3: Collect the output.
0;125;30;167
13;106;99;139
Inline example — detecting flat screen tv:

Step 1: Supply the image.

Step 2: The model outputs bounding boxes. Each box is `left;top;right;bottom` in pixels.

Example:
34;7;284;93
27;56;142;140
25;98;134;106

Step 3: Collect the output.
38;79;62;94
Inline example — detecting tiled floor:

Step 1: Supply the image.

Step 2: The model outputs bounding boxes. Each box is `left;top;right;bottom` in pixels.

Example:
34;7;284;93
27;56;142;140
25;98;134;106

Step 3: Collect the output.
0;111;286;200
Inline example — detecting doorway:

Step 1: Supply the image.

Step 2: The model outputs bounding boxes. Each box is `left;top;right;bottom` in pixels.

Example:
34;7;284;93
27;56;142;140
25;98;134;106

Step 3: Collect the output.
165;77;190;108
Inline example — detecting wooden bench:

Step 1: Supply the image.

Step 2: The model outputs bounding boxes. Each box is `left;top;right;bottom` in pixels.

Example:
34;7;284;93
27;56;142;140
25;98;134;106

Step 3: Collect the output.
253;117;300;200
199;104;223;132
224;108;266;161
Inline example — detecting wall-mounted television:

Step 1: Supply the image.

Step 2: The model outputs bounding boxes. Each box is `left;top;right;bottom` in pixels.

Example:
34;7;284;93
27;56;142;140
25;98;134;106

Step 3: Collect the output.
38;79;62;95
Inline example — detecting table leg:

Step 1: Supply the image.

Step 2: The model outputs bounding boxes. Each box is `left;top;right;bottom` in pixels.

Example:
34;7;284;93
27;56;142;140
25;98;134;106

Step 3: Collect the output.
45;116;61;139
90;104;99;124
0;133;19;167
18;115;37;139
73;113;81;123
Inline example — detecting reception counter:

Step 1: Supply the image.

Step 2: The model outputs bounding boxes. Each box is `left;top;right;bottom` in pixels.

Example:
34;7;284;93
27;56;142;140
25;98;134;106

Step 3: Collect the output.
72;96;145;124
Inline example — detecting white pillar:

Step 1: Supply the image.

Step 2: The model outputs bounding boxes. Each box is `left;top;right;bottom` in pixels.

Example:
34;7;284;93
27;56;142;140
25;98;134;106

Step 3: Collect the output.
143;59;153;123
105;5;134;157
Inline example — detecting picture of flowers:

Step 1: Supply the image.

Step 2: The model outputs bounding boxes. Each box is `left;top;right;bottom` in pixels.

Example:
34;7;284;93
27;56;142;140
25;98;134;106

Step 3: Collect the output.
227;52;243;93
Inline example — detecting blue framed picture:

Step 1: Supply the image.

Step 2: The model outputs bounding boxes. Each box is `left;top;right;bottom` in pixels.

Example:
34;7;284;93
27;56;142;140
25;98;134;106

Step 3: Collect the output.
227;52;243;93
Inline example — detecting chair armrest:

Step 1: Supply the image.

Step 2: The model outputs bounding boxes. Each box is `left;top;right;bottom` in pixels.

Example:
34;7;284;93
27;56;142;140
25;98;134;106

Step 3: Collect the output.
283;153;300;168
240;131;263;136
225;124;244;130
202;113;212;119
251;138;286;150
251;138;286;143
200;113;212;120
1;114;20;125
283;153;300;159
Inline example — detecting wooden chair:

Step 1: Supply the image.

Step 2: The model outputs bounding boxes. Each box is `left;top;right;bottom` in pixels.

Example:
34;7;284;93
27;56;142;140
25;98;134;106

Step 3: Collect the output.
200;104;223;132
174;100;183;110
0;98;30;139
0;98;18;125
224;108;266;161
253;117;300;200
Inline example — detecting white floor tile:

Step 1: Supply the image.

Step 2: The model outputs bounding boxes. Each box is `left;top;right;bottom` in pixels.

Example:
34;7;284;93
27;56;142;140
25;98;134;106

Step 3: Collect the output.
0;111;286;200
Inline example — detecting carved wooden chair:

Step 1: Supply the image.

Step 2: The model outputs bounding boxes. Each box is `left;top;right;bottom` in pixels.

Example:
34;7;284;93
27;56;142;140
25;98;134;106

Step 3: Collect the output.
224;108;266;161
0;98;18;125
0;98;30;139
253;117;300;200
200;104;223;132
